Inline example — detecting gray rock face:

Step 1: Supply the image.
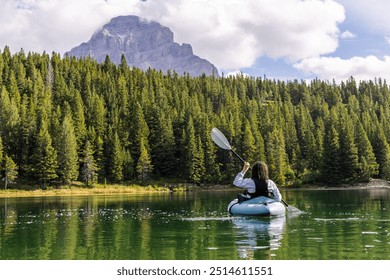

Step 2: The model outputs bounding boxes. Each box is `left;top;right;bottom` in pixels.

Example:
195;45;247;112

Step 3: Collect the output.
66;15;219;76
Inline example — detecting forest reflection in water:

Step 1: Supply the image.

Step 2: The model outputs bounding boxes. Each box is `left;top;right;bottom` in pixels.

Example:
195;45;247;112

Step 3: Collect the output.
0;188;389;260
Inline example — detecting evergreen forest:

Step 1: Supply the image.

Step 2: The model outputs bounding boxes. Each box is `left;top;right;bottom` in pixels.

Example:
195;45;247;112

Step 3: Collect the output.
1;46;390;188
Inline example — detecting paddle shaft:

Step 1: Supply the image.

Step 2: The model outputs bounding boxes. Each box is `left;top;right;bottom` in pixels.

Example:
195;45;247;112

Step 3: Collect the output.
230;149;246;165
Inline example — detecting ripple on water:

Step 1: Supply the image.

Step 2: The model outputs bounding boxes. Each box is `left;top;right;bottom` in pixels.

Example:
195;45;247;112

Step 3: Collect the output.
314;217;361;222
307;237;323;242
181;217;233;221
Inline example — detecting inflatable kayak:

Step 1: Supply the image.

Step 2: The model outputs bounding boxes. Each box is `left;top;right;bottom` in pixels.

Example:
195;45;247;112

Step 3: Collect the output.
228;196;286;216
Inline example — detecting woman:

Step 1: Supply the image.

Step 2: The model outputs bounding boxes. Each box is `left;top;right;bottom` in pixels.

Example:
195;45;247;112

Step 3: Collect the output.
233;161;282;202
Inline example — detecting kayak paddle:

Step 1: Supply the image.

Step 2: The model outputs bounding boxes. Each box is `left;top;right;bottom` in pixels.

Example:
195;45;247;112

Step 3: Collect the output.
211;127;296;211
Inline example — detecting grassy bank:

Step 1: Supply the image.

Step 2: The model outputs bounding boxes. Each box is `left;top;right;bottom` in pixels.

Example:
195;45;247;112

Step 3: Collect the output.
0;180;205;198
0;185;167;198
0;181;239;198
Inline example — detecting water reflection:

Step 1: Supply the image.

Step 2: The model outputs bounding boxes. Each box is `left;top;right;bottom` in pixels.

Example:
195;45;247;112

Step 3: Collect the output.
1;189;390;260
231;216;286;259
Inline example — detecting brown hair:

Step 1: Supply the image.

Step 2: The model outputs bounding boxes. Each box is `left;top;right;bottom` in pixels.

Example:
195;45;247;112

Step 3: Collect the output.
251;161;269;181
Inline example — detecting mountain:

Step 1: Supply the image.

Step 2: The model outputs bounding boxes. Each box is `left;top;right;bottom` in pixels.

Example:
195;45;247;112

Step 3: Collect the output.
65;15;219;77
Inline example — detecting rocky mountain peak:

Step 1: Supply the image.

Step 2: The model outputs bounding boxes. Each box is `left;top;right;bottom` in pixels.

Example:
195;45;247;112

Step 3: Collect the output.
66;15;219;77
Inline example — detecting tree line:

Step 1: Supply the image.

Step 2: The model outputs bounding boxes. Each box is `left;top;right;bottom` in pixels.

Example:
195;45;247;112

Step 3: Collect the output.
0;46;390;188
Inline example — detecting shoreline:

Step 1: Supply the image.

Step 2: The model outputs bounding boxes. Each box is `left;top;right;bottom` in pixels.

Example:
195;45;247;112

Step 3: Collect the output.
0;184;174;198
0;183;239;198
1;179;389;198
286;178;390;191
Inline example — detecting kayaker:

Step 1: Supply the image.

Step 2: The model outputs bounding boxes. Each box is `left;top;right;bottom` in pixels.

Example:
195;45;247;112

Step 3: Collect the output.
233;161;282;202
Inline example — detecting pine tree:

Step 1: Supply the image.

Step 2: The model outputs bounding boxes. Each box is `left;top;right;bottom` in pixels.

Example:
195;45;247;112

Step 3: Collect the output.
81;140;98;187
129;103;150;176
107;131;124;182
184;117;205;183
337;110;359;182
33;126;58;187
0;86;20;147
355;123;378;181
136;138;153;181
266;128;288;185
282;97;299;166
149;109;177;177
71;88;87;147
58;114;79;184
17;94;36;176
371;126;390;180
295;103;315;174
241;119;256;164
122;148;134;180
321;125;342;184
3;155;18;189
7;71;21;109
93;133;105;182
313;117;325;171
201;117;221;182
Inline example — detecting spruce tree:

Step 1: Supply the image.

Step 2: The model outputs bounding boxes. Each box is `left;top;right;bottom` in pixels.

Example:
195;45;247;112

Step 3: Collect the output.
58;114;79;184
0;86;20;146
266;128;287;185
241;119;256;164
337;109;360;182
371;126;390;180
34;126;58;187
71;88;87;147
3;155;18;189
201;117;221;182
313;117;325;171
149;109;177;177
108;131;124;182
81;140;98;187
184;117;205;183
321;125;342;184
355;123;378;181
122;148;134;180
129;103;150;175
136;138;153;181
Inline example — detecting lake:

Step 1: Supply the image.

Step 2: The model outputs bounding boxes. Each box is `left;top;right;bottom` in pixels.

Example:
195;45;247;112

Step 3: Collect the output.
0;188;389;260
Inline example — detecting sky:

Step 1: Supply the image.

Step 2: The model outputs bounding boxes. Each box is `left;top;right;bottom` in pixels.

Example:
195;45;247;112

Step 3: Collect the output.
1;0;390;82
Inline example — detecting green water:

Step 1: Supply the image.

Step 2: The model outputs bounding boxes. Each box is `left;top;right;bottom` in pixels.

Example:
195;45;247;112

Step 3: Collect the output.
0;188;389;260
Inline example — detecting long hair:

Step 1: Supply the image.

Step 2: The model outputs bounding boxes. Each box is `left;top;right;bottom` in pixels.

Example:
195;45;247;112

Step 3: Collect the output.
251;161;269;181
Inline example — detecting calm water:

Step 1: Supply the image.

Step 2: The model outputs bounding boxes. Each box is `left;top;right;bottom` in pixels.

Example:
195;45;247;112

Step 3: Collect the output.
0;188;389;260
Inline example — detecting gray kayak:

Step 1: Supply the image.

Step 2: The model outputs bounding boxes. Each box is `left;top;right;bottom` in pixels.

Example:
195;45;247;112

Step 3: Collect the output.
228;196;286;216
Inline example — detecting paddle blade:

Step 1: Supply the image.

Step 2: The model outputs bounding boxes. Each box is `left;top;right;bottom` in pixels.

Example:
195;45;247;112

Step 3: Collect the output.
211;128;232;150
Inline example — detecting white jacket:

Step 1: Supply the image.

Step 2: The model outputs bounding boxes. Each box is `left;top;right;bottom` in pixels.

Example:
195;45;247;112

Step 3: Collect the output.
233;170;282;202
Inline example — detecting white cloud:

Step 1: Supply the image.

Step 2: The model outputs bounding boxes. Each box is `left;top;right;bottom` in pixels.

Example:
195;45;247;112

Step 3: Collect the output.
341;30;356;39
0;0;345;73
138;0;345;70
294;55;390;82
0;0;142;54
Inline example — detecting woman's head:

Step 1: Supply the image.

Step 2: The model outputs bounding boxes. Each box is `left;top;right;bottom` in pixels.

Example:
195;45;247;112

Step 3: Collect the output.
251;161;269;181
